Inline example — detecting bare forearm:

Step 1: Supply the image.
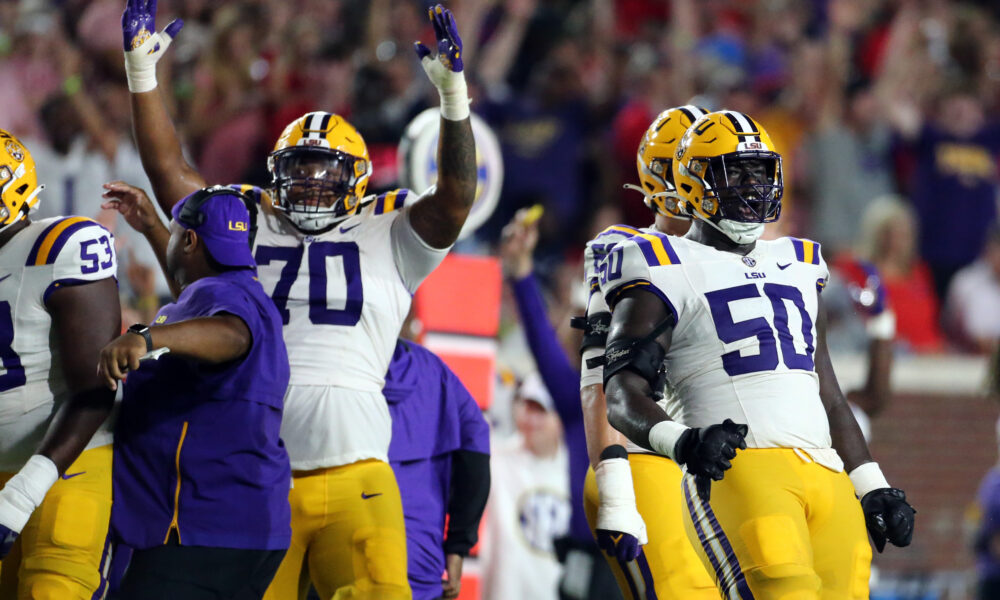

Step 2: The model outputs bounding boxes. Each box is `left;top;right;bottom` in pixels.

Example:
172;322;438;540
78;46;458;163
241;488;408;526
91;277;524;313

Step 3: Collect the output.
37;388;115;473
149;315;250;364
143;223;181;298
827;396;873;472
131;91;205;212
409;117;476;248
605;371;669;451
849;338;893;417
581;384;633;468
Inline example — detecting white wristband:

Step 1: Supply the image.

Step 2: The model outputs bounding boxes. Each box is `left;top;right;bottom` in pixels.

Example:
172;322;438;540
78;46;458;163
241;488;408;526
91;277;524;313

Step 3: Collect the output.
124;29;177;94
0;455;58;533
848;461;891;498
419;56;470;121
866;310;896;340
580;347;604;388
437;77;470;121
594;457;636;507
648;420;689;461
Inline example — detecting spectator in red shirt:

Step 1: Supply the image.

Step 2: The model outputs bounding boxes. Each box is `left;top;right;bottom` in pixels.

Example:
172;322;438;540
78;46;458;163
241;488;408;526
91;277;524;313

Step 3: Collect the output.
856;195;945;353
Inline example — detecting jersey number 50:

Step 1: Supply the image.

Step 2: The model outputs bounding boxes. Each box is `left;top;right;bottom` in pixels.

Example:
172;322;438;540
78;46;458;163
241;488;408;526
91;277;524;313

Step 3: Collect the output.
255;242;364;326
705;283;815;376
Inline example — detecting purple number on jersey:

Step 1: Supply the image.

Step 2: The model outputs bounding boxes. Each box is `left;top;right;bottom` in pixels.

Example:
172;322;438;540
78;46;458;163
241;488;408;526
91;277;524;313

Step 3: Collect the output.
706;283;815;376
0;301;25;392
255;242;364;326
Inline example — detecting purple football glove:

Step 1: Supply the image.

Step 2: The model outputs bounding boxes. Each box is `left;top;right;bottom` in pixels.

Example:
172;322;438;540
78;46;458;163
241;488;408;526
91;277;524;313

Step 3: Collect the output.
414;4;464;73
122;0;183;52
0;524;17;559
596;528;641;562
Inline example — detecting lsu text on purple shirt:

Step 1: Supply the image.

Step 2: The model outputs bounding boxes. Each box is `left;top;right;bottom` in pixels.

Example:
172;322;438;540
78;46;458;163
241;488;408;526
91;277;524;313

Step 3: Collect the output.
386;340;490;598
113;270;291;551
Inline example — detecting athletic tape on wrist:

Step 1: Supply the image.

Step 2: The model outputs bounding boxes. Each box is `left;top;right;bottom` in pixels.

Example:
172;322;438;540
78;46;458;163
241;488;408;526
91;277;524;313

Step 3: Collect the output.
848;461;891;498
648;420;688;461
0;455;58;532
580;347;604;388
866;310;896;340
594;457;637;507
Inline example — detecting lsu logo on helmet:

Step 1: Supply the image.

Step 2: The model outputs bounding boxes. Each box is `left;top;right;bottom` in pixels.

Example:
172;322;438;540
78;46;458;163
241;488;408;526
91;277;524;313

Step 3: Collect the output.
627;105;709;219
0;130;43;230
673;111;783;240
267;112;372;232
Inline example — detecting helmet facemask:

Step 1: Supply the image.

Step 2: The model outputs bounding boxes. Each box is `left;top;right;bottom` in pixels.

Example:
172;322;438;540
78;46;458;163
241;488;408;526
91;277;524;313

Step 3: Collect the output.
698;153;783;224
269;147;369;232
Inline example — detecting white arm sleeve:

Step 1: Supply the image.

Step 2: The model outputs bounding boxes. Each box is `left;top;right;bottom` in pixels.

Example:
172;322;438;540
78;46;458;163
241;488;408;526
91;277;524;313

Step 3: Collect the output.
390;203;451;294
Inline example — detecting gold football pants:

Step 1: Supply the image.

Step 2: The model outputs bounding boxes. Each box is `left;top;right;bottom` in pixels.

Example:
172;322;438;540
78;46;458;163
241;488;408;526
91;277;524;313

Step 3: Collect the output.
584;453;720;599
681;448;871;600
263;459;410;600
0;445;113;600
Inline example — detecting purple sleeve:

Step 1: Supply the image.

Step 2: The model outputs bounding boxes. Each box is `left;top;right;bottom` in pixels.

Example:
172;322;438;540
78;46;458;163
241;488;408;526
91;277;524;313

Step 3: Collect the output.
454;379;490;454
510;273;583;427
184;279;261;341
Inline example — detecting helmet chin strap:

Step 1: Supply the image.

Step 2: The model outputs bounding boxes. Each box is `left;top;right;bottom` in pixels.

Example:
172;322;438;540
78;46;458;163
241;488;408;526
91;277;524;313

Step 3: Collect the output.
623;184;690;220
693;212;764;244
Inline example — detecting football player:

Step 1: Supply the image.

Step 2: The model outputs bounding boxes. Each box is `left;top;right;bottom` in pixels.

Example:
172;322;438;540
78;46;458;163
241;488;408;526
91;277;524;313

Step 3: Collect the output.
0;130;120;598
577;106;720;599
118;2;476;598
598;111;915;598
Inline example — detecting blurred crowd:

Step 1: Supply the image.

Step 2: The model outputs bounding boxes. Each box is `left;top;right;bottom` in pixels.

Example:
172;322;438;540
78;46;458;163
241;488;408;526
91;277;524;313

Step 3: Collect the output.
4;0;1000;355
5;1;1000;597
5;0;1000;356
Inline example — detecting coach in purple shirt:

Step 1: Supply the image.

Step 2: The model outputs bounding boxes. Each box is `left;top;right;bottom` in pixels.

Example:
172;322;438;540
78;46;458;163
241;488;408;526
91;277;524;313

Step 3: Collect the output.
385;339;490;600
98;185;290;600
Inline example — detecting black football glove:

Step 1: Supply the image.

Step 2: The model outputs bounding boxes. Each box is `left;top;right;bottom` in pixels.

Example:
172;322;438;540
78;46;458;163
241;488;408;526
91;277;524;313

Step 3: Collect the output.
859;487;915;553
674;419;747;501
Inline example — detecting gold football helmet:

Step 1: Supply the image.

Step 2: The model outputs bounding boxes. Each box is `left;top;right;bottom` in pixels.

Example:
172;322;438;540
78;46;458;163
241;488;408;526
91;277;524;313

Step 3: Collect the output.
627;105;709;219
673;111;782;243
0;130;42;229
268;112;372;232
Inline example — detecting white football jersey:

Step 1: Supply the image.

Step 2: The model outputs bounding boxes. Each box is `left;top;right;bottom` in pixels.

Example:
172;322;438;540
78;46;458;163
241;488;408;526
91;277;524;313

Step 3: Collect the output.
583;224;679;455
247;188;449;468
599;231;835;455
0;217;117;471
479;434;570;600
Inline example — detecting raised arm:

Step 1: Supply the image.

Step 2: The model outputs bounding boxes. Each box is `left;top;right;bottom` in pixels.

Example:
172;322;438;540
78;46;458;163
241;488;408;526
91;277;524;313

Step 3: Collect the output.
101;181;180;298
815;296;914;553
408;5;477;249
122;0;206;211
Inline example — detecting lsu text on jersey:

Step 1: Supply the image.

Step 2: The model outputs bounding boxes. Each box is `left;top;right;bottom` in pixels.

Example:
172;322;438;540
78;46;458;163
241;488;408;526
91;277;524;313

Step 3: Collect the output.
240;184;446;600
599;232;871;599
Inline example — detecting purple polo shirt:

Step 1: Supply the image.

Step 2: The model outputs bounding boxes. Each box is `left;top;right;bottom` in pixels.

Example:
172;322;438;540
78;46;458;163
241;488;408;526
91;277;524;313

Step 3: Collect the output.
977;466;1000;579
909;123;1000;271
112;270;291;551
386;340;490;599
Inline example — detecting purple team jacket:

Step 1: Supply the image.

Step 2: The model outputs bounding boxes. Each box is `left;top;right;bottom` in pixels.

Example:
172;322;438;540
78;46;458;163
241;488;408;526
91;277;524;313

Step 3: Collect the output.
112;270;291;551
386;340;490;598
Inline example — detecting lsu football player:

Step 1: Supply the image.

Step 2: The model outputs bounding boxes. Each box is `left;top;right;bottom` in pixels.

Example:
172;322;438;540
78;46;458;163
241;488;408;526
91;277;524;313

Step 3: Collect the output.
597;111;915;598
0;131;120;598
577;106;720;599
119;1;476;598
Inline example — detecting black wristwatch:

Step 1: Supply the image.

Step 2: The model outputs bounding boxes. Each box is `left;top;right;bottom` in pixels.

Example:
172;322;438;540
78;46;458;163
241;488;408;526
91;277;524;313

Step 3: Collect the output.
127;323;153;352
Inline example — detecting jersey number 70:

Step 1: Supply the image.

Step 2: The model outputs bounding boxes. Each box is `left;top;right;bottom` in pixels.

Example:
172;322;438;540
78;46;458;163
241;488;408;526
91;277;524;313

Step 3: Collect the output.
255;242;364;326
705;283;815;376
